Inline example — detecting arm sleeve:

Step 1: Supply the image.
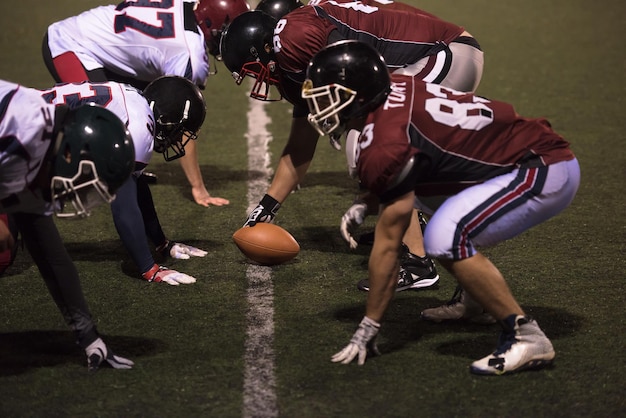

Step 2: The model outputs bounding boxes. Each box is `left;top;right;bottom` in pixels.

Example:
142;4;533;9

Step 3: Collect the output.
14;212;100;349
110;175;157;275
136;173;167;249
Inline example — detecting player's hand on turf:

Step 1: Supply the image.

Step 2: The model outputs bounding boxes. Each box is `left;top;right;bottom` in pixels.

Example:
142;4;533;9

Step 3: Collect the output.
244;194;281;227
142;265;197;285
155;268;196;285
85;338;134;372
169;242;207;259
192;185;230;207
340;201;368;249
158;240;207;260
331;316;381;365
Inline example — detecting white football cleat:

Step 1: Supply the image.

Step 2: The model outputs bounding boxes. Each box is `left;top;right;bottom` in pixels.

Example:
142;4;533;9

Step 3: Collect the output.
470;315;555;375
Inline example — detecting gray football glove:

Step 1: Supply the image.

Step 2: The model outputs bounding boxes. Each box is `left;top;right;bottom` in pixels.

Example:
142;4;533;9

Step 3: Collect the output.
331;316;381;365
329;132;342;150
340;202;368;249
85;338;134;372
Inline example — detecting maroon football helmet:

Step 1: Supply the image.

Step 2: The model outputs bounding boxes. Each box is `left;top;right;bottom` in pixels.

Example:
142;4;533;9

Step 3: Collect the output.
194;0;250;58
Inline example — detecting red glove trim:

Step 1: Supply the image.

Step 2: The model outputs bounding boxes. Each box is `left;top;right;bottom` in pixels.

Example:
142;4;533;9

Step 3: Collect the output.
142;264;162;282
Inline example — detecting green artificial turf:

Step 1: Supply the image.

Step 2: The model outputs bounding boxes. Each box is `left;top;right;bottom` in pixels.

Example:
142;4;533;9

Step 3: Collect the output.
0;0;624;417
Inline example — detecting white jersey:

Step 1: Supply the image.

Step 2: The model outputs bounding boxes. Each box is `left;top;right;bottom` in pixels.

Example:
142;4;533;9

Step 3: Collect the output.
46;0;209;87
40;81;154;167
0;81;57;214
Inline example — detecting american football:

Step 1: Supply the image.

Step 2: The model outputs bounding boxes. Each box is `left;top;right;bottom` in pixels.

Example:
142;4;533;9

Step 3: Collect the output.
232;223;300;265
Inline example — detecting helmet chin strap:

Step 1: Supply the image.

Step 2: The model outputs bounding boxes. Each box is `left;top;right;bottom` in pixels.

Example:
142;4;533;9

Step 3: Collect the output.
328;122;347;151
47;104;70;161
42;117;68;200
50;131;65;161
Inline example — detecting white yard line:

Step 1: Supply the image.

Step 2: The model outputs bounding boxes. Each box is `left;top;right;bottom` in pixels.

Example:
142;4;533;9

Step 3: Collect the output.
242;93;278;418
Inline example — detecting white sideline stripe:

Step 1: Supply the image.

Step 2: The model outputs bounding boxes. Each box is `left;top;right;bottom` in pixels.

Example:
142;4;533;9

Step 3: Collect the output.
242;92;278;418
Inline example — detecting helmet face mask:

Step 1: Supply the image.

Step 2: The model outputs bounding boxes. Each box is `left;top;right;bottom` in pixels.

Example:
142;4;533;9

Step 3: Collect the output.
302;40;392;137
143;76;207;162
50;104;135;218
237;60;281;101
302;79;357;136
51;160;116;218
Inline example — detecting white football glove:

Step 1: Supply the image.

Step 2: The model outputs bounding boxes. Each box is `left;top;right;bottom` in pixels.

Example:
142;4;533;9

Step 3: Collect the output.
85;338;134;372
340;202;368;249
142;265;197;286
169;242;207;259
332;316;381;365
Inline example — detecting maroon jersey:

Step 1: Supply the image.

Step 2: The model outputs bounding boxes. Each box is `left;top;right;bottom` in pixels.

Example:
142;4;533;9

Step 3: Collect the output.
309;0;440;18
357;74;575;198
274;1;465;84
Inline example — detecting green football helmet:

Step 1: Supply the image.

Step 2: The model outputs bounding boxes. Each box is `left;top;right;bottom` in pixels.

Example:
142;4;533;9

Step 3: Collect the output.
51;103;135;218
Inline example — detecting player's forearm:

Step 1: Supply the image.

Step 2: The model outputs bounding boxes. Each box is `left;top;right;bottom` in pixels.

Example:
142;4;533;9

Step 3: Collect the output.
267;118;319;203
365;251;398;323
179;140;205;189
365;194;415;321
267;154;311;203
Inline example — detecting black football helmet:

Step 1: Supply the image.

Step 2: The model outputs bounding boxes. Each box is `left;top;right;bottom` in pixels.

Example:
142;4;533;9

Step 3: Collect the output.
302;40;391;136
142;76;207;162
219;11;281;101
51;103;135;218
255;0;303;20
193;0;250;59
